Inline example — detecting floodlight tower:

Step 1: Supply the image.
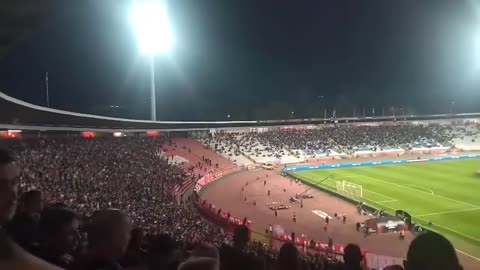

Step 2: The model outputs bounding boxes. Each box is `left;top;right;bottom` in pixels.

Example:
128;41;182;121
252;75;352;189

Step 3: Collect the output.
131;0;173;121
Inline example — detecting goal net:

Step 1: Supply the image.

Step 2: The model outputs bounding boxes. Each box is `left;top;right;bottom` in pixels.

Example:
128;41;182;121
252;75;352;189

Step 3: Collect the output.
336;180;363;200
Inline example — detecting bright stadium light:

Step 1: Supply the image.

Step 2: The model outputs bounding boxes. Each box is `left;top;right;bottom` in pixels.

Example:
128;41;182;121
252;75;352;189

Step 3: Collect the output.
131;1;173;54
130;0;173;121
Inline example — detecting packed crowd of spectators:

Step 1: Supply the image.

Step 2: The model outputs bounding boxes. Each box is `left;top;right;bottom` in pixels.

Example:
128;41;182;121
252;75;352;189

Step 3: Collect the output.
203;133;291;161
205;125;452;158
199;136;254;166
8;137;209;234
0;137;465;270
330;125;450;151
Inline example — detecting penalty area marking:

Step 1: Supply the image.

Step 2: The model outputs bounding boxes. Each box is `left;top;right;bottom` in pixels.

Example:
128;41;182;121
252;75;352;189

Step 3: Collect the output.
324;175;480;243
351;173;480;209
300;174;398;205
296;173;480;259
406;184;434;195
331;175;398;202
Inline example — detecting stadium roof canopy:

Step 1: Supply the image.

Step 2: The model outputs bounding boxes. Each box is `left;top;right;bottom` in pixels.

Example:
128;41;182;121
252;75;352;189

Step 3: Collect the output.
0;0;61;59
1;91;480;132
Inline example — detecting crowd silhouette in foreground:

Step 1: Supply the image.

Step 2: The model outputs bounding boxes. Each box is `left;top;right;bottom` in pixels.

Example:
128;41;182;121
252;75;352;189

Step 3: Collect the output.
0;137;465;270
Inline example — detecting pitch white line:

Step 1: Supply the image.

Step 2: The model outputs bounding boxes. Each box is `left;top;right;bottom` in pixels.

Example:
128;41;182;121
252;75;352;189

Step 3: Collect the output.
334;175;480;241
356;174;480;209
455;249;480;262
416;207;480;217
331;175;397;201
366;199;480;243
297;173;480;242
407;184;434;195
413;215;480;242
376;199;398;203
344;174;480;241
363;188;398;201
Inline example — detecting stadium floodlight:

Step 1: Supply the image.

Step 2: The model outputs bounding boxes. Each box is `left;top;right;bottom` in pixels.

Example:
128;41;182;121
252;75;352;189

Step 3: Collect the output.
131;1;173;55
131;0;173;121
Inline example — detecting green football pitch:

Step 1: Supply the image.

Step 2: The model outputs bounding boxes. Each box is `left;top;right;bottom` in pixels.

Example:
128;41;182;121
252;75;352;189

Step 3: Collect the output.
290;159;480;255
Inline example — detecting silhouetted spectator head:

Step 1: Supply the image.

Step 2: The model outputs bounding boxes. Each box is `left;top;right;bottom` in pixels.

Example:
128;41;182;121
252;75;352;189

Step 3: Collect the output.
21;190;43;214
178;257;218;270
87;209;131;260
0;148;19;226
343;244;363;270
128;227;145;251
146;233;179;270
233;225;249;248
384;264;404;270
37;207;80;255
405;233;462;270
191;243;219;261
278;242;299;270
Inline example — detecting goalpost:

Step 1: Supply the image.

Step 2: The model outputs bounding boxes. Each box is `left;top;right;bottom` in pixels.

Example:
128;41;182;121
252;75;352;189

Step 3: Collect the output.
336;180;363;200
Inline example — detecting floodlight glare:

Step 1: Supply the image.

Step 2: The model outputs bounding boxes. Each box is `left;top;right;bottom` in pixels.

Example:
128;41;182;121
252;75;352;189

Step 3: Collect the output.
131;1;173;55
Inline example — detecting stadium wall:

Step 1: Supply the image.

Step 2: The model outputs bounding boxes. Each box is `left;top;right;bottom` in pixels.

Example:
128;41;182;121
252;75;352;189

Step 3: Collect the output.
282;153;480;172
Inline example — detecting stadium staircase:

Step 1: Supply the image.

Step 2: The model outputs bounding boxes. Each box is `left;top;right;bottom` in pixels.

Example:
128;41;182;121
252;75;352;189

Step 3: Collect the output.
174;138;237;171
165;138;238;202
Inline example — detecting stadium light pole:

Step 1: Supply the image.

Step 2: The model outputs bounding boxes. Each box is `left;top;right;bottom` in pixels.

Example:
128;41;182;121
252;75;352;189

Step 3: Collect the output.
131;0;173;121
149;56;156;121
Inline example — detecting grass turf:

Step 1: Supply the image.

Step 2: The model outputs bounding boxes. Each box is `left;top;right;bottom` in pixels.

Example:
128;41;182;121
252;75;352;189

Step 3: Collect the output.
290;159;480;251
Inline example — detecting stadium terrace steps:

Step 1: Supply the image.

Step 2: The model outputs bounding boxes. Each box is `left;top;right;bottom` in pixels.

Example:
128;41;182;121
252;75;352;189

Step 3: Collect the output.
173;138;238;171
166;138;239;202
199;138;254;166
163;138;238;178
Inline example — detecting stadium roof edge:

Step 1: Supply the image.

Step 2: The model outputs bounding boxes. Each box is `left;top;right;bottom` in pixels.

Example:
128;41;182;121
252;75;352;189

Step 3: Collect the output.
2;91;480;131
0;92;257;125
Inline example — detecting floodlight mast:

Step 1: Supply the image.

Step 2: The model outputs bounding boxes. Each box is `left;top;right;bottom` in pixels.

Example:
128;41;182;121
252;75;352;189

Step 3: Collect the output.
131;0;173;121
150;56;156;121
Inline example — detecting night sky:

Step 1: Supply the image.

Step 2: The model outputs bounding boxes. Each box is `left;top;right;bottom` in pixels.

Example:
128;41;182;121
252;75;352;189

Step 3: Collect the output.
1;0;480;120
